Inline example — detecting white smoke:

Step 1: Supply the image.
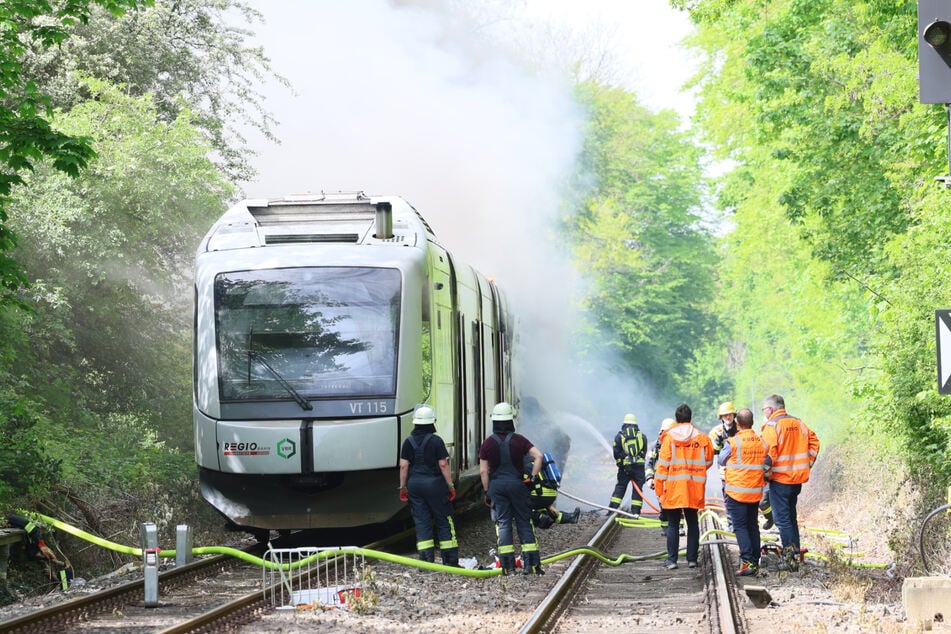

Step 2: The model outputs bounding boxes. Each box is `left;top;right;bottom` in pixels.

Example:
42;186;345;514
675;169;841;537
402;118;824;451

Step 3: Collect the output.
240;0;678;507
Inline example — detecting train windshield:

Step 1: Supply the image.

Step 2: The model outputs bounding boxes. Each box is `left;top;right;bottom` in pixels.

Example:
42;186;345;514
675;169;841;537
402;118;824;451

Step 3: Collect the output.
214;267;401;401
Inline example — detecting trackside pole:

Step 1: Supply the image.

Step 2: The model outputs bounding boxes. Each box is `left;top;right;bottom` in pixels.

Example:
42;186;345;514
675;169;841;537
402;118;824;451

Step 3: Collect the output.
176;524;193;567
141;522;159;607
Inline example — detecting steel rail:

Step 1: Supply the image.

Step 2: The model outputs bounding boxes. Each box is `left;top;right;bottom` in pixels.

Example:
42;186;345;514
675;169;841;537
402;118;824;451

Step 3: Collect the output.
156;527;416;634
0;548;249;633
519;508;745;634
517;512;620;634
704;513;740;634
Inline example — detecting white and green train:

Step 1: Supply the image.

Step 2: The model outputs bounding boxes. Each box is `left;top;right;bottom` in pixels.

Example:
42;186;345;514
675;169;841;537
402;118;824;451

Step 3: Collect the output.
193;192;516;532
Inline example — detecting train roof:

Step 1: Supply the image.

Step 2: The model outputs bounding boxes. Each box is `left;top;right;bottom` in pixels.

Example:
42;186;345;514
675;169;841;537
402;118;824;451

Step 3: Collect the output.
197;192;436;254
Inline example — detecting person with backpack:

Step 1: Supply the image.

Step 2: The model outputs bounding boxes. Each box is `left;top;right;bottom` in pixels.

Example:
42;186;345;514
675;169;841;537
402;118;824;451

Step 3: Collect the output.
608;413;648;518
398;404;459;566
523;454;580;529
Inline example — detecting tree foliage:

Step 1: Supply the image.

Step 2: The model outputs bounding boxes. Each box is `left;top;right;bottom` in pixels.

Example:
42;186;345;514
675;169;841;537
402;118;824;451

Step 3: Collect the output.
0;0;151;305
20;0;285;182
9;79;232;451
677;0;951;492
568;82;718;397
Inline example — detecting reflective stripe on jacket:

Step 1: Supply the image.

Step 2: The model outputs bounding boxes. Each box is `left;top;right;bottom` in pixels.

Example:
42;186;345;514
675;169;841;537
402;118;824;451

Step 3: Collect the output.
761;409;820;485
723;428;767;503
654;422;714;509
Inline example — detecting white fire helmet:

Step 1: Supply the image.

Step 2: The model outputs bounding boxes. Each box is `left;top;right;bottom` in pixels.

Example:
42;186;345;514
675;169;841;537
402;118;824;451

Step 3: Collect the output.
623;413;637;425
661;417;676;432
413;405;436;425
490;402;515;421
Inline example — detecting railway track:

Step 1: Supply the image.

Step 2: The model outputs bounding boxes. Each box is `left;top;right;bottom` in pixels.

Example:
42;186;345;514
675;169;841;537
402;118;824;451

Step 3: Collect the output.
0;529;414;633
0;508;755;632
520;508;746;633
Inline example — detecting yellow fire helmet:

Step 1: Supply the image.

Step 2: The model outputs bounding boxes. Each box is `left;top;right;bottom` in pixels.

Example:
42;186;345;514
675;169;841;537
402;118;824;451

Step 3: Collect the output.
717;401;736;417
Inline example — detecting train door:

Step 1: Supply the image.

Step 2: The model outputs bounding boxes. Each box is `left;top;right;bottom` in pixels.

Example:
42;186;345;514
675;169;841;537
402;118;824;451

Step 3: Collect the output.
476;274;497;444
471;318;484;468
490;281;514;403
453;263;483;471
427;242;460;473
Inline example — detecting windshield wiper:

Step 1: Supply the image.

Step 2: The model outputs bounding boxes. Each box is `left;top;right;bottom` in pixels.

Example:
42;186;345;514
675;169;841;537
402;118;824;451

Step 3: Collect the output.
247;350;313;411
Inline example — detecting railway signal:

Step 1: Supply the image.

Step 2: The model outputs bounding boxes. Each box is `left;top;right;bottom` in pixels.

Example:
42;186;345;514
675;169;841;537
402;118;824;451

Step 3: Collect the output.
919;0;951;185
919;0;951;104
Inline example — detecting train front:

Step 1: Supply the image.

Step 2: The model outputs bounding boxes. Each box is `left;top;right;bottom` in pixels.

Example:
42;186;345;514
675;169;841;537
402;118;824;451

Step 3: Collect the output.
193;194;429;531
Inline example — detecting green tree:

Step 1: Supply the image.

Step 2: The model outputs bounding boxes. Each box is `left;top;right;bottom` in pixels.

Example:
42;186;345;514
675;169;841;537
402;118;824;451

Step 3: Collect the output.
677;0;951;487
0;0;151;305
568;82;718;395
20;0;286;182
8;79;232;449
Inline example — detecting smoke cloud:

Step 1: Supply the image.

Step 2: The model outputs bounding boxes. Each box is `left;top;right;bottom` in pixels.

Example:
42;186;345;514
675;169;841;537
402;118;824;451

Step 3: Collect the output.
241;0;678;509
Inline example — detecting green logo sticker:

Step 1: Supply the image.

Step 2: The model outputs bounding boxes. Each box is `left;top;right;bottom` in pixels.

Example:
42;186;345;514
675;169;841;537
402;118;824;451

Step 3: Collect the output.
277;438;297;460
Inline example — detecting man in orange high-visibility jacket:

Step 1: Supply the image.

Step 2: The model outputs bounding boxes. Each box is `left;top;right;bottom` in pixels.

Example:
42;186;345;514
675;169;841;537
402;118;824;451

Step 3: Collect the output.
761;394;820;572
718;408;770;577
655;403;714;570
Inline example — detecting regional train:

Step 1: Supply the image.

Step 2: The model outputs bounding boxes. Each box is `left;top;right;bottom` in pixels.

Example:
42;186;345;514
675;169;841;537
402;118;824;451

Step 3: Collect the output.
193;192;516;532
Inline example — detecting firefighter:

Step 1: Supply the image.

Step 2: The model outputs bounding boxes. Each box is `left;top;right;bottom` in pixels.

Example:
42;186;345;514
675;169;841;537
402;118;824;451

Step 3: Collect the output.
646;417;677;536
523;455;579;529
5;514;60;564
608;413;648;518
398;405;459;566
718;408;770;576
761;394;820;571
479;402;545;575
710;402;739;489
654;403;714;570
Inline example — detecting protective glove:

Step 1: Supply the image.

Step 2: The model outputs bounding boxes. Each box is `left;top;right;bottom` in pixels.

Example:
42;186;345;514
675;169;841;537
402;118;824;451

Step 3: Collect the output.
37;540;58;562
447;486;456;502
484;494;492;508
647;478;655;490
399;487;409;503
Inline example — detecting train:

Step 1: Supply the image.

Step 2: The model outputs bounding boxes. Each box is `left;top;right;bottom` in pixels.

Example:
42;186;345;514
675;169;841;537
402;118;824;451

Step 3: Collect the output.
193;192;517;532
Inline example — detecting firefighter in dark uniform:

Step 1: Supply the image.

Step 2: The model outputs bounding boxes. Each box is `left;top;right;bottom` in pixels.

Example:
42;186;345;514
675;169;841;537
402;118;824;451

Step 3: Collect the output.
5;514;60;563
608;413;648;517
479;402;545;575
398;405;459;566
523;455;580;529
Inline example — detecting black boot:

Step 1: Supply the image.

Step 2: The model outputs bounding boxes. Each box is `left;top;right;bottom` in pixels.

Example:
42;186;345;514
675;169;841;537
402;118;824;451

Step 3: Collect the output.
441;548;459;567
419;549;435;563
499;554;516;575
561;507;581;524
761;512;774;531
522;551;544;575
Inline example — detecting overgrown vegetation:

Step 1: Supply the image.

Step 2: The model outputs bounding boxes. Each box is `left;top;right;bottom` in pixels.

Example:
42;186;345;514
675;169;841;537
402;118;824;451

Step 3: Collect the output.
674;0;951;505
0;1;275;575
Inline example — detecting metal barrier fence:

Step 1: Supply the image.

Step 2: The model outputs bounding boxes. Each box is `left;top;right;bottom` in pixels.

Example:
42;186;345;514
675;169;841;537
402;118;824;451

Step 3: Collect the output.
263;546;365;609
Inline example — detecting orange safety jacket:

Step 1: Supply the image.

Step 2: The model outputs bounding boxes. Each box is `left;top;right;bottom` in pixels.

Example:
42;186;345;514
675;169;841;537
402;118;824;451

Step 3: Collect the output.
723;428;768;503
654;422;714;510
761;409;819;485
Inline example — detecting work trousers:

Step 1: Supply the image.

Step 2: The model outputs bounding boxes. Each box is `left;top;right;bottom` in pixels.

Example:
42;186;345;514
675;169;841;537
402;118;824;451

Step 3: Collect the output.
724;495;761;566
609;464;645;512
408;474;458;565
665;507;699;564
768;481;802;552
489;476;539;568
